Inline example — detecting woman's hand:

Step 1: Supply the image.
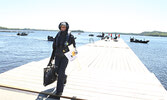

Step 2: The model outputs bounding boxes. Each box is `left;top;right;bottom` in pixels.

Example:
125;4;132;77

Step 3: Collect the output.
75;48;78;54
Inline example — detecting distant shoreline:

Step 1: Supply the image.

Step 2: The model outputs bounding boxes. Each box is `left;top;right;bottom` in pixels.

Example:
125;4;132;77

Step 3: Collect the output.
105;31;167;37
0;27;84;33
0;29;57;33
0;26;167;37
0;29;85;33
1;30;167;37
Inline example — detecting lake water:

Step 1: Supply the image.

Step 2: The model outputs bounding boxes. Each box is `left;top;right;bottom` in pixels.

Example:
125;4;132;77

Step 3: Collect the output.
0;31;100;73
121;35;167;90
0;31;167;90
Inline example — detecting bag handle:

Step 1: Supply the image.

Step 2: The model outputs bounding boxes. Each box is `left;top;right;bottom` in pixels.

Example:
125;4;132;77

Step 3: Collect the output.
47;49;55;67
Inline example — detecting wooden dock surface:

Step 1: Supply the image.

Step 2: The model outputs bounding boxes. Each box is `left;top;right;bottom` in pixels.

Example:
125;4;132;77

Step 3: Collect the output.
0;39;166;100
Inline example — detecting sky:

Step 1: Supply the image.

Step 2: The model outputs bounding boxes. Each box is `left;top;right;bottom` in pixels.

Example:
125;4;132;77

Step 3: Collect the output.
0;0;167;33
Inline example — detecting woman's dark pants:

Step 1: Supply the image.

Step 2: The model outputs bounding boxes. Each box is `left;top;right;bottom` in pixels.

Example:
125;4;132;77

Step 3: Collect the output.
55;56;68;93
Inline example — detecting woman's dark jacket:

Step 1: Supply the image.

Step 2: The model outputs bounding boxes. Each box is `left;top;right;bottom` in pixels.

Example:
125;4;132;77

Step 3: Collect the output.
52;31;76;57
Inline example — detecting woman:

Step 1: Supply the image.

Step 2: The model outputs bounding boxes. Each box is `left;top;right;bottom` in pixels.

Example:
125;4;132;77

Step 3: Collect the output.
52;22;76;96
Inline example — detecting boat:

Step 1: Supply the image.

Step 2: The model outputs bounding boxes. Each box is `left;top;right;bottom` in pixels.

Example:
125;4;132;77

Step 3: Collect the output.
130;37;149;43
96;35;103;37
89;34;94;37
47;36;54;41
96;33;105;38
17;32;28;36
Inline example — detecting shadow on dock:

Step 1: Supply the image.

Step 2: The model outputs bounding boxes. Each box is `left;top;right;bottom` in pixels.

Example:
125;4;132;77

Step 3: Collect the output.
36;87;58;100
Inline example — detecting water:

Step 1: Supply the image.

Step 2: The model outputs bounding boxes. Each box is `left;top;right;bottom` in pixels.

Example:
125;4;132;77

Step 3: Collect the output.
0;31;167;90
121;35;167;90
0;31;100;73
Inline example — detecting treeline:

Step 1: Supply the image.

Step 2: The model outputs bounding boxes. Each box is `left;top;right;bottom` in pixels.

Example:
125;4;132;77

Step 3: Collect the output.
0;26;8;29
115;31;167;37
141;31;167;37
1;26;167;37
0;26;84;32
71;30;84;32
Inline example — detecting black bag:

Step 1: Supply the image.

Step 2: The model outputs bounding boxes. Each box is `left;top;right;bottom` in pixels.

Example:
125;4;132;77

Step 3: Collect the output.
43;49;58;86
43;64;58;86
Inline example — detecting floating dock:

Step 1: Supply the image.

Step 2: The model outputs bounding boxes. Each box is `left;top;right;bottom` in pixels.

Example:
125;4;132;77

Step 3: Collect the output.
0;39;166;100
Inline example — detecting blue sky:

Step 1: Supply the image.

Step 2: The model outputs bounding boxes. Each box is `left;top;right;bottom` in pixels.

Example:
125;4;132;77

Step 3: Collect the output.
0;0;167;33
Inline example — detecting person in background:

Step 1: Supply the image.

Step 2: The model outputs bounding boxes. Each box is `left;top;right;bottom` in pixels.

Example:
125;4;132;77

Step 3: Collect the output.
110;33;112;39
102;32;105;37
51;22;76;98
118;34;120;38
114;33;117;39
